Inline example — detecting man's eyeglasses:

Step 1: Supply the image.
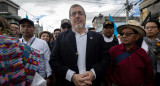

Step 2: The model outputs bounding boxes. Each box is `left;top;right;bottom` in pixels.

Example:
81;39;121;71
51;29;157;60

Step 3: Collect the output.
145;26;157;30
119;33;135;37
71;11;85;17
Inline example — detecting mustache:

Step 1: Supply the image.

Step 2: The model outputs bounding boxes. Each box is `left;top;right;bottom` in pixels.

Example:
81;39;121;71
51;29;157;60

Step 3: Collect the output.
74;17;82;22
121;38;128;40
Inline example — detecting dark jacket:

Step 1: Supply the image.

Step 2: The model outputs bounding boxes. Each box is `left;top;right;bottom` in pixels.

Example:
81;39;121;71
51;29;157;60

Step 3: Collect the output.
49;30;110;86
103;35;119;50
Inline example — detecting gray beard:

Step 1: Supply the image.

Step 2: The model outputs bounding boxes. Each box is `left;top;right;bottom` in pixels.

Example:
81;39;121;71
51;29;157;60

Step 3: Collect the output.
75;24;83;31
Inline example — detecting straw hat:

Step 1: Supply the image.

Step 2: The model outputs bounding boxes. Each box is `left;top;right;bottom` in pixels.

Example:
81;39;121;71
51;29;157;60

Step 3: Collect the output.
117;20;146;38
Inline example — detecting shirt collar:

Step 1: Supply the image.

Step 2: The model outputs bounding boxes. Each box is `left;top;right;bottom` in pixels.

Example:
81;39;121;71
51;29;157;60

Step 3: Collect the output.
103;34;114;39
120;44;137;51
22;35;36;43
72;28;88;35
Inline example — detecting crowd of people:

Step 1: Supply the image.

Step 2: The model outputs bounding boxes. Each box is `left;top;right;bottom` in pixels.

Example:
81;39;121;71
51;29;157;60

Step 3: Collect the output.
0;4;160;86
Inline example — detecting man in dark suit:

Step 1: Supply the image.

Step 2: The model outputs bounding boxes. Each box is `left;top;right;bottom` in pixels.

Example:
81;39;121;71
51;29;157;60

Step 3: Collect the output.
49;4;110;86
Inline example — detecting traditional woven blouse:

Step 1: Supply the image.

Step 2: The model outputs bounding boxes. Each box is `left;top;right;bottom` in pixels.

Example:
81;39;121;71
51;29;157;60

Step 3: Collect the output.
0;35;40;86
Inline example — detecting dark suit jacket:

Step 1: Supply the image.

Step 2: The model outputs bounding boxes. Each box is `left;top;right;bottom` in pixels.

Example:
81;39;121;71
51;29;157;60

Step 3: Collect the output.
104;35;119;50
49;30;110;86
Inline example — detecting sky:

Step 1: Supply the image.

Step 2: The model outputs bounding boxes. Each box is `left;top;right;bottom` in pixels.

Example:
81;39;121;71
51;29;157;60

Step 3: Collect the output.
11;0;143;32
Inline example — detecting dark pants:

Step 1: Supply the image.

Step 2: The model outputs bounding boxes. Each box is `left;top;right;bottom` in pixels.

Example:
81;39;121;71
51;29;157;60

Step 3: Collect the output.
101;78;108;86
155;72;160;86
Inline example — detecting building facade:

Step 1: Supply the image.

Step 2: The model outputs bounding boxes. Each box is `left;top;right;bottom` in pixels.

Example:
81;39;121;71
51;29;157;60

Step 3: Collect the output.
140;0;160;23
34;24;43;37
92;14;139;31
0;0;44;36
0;0;21;23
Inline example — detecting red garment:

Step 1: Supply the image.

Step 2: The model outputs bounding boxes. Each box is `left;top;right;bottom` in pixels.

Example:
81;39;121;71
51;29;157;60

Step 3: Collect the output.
107;44;154;86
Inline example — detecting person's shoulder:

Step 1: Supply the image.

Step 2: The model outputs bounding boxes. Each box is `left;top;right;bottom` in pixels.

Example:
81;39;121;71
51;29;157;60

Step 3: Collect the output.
134;47;151;62
0;35;17;40
35;37;46;43
135;47;148;55
0;35;19;43
57;30;73;39
88;31;103;38
0;35;25;52
59;29;72;35
35;37;48;47
110;44;122;51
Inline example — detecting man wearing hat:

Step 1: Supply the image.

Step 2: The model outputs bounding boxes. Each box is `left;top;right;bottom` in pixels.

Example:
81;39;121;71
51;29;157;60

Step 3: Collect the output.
106;20;154;86
19;18;52;83
102;20;119;50
60;19;71;32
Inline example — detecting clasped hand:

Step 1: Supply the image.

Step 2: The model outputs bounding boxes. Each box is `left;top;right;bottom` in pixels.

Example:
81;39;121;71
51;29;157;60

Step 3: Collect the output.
72;71;95;86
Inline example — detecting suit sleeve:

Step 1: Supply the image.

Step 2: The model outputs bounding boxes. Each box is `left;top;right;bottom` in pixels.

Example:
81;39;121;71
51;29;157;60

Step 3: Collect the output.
92;34;111;79
49;34;72;79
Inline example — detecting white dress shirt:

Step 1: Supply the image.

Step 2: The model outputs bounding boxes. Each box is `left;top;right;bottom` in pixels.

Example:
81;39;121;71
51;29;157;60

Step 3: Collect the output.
65;29;96;81
76;30;87;74
19;35;52;78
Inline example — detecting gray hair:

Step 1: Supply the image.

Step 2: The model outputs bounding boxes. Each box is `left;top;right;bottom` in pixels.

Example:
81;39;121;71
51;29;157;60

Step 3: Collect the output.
69;4;86;17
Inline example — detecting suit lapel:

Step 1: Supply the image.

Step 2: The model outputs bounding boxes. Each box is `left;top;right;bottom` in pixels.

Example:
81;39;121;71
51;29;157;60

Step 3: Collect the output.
69;31;78;62
86;31;93;69
69;31;77;52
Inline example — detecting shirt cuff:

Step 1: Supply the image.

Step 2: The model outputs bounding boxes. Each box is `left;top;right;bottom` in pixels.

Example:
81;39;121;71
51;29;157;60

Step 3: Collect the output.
65;69;76;82
90;68;96;79
47;72;52;77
